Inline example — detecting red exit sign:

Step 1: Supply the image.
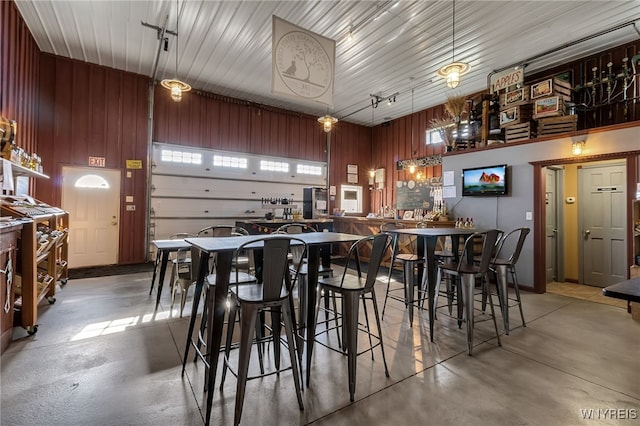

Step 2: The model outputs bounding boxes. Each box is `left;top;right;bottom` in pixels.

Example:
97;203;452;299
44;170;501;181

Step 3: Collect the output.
89;156;106;167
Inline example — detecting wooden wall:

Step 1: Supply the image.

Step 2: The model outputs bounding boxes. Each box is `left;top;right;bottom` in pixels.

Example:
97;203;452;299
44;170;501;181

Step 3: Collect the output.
36;54;150;264
1;1;39;156
153;88;373;215
31;60;372;264
371;106;447;213
372;40;640;213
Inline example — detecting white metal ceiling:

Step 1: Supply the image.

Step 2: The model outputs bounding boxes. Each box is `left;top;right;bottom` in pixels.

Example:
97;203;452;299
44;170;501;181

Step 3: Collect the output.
14;0;640;126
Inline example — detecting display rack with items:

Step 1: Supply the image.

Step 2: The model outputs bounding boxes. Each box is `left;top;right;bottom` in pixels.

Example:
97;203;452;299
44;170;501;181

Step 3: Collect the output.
260;197;298;220
0;197;68;335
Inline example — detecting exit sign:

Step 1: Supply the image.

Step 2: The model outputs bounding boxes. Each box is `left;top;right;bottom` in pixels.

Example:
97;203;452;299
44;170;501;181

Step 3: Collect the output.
89;156;106;167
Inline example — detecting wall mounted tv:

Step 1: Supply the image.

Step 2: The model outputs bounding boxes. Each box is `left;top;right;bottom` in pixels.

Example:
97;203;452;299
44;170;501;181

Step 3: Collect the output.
462;164;508;196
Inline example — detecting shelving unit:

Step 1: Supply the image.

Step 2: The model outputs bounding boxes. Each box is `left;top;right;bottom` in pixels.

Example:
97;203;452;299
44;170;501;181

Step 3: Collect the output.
1;160;68;335
1;204;69;334
261;202;298;219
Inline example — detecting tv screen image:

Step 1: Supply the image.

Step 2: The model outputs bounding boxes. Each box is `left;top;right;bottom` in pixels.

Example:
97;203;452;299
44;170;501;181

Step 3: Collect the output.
462;164;508;196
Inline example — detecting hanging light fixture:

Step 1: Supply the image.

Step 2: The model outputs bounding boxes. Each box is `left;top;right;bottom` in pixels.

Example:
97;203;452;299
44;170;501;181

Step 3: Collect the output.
318;115;338;133
437;0;470;89
408;88;416;174
161;0;191;102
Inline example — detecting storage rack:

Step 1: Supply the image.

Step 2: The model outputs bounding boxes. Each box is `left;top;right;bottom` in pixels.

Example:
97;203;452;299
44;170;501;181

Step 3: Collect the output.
0;197;68;335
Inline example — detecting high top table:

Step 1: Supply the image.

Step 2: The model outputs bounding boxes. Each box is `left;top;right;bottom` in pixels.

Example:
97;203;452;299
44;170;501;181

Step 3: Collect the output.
149;239;191;309
183;231;362;409
384;227;481;342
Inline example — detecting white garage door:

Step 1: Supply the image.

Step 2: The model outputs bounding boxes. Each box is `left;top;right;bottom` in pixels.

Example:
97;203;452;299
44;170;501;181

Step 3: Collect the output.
149;142;326;257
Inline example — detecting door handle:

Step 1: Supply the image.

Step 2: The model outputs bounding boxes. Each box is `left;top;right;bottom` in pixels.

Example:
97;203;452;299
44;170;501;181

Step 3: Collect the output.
584;229;591;238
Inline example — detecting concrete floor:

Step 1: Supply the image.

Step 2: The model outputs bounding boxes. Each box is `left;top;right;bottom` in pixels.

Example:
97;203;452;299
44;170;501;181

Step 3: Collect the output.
1;270;639;425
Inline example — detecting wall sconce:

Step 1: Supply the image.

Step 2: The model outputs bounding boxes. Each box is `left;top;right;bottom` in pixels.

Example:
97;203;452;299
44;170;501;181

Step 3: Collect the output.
368;169;376;186
572;140;585;155
318;115;338;133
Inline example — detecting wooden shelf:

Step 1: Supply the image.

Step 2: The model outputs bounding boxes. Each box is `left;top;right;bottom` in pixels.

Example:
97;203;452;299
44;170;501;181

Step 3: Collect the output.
0;159;49;180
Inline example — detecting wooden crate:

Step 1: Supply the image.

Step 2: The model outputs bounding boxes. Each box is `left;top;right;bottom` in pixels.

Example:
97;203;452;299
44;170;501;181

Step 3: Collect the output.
537;115;577;136
531;77;572;103
500;104;532;128
499;86;530;108
552;77;572;102
533;96;566;119
505;122;534;142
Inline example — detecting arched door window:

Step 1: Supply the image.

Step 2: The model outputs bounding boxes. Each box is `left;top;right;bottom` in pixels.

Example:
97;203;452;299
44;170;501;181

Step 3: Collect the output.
74;174;110;189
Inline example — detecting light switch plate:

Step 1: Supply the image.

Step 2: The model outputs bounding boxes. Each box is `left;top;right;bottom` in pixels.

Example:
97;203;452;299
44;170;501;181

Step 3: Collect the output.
525;211;532;220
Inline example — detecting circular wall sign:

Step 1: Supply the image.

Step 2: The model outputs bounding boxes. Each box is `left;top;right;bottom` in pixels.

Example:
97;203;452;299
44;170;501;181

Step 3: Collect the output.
275;30;333;100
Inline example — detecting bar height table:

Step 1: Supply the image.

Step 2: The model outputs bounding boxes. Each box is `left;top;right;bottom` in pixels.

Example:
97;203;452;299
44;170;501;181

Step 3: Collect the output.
384;227;479;341
182;231;362;409
149;239;191;309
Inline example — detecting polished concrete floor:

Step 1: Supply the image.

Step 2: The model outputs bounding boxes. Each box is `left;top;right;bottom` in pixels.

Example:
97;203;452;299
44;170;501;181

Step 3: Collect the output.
1;270;639;425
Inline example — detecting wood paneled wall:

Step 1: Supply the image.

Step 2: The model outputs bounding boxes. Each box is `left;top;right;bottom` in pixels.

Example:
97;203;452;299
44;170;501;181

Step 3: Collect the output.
1;1;39;156
371;106;447;212
36;54;150;264
153;88;373;214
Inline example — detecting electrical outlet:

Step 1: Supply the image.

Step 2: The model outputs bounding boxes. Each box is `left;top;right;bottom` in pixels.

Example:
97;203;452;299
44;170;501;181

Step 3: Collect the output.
525;211;532;220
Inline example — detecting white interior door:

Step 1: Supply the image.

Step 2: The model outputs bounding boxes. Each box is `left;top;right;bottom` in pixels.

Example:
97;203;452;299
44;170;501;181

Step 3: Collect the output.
579;162;626;287
61;167;120;268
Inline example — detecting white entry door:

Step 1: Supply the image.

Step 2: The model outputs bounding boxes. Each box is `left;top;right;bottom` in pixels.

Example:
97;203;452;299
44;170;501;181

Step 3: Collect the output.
61;167;120;268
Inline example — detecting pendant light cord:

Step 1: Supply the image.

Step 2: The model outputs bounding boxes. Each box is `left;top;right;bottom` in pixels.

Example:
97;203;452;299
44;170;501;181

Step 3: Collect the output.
452;0;455;63
410;88;414;160
175;0;179;79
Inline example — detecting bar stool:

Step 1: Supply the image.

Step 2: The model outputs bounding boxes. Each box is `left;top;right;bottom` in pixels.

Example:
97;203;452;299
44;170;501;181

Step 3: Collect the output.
434;229;503;355
491;227;530;334
314;233;392;402
274;223;334;336
381;223;426;326
219;236;305;426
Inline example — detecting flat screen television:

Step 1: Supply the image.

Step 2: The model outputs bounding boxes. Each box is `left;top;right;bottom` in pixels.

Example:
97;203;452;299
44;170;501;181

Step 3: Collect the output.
462;164;508;196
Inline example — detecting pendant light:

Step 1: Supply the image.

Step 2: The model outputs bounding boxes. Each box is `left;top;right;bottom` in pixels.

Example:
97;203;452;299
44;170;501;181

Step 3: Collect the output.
318;114;338;133
161;0;191;102
436;0;470;89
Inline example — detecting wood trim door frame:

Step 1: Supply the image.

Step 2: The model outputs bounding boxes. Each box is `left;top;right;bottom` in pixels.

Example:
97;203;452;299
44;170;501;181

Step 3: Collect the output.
530;151;639;293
